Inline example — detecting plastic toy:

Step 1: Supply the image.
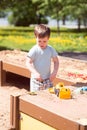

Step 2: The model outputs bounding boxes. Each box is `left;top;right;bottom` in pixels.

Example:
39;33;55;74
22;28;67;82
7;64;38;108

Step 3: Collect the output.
49;82;72;99
72;86;87;95
59;87;71;99
49;82;64;94
48;87;55;94
55;82;64;89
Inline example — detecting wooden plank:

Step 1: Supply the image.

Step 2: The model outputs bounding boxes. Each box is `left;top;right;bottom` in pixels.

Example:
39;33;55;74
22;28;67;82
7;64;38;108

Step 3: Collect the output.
3;62;31;78
2;61;75;86
19;99;79;130
10;95;14;127
10;95;20;130
13;95;20;130
0;60;6;86
53;77;74;86
0;60;2;86
80;125;87;130
10;92;87;130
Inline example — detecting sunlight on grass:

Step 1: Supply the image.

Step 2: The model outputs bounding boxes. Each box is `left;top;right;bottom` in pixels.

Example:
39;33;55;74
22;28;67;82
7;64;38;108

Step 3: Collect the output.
0;27;87;52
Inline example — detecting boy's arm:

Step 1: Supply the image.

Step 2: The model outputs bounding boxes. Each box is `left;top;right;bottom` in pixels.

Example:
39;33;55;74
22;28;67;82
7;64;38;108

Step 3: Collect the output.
26;57;37;74
50;56;59;81
26;57;42;81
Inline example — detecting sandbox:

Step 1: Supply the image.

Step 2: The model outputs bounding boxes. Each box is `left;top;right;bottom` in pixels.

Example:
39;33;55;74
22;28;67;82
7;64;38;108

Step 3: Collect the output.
9;89;87;130
0;50;87;130
0;50;87;87
0;50;76;87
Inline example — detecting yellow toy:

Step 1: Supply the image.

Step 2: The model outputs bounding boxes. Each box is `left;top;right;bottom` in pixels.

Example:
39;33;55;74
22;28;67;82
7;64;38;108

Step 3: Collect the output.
59;87;71;99
49;82;64;95
49;82;71;99
48;87;55;94
55;82;64;89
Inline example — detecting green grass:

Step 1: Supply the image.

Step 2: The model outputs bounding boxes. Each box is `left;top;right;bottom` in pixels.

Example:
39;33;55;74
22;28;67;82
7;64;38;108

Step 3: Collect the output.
0;27;87;52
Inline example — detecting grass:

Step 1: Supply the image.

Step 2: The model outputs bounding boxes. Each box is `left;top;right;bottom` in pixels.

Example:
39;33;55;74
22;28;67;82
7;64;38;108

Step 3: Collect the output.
0;26;87;52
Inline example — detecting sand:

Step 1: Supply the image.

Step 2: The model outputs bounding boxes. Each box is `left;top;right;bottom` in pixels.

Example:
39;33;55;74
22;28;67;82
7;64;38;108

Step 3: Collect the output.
0;50;87;130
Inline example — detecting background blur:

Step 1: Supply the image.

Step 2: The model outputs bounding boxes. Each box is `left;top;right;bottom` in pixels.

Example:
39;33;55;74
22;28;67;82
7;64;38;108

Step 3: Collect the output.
0;0;87;53
0;0;87;29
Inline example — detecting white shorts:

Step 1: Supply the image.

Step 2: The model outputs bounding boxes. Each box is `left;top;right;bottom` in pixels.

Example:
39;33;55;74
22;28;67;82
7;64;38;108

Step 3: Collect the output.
30;78;53;92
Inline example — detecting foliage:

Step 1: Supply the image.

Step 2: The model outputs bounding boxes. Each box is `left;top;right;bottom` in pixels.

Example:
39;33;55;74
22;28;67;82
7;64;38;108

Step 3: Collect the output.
46;0;87;30
0;0;48;26
0;27;87;52
0;0;87;30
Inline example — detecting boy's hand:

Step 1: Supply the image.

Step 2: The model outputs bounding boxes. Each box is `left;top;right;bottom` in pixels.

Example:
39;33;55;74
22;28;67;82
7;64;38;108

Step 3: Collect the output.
34;72;42;82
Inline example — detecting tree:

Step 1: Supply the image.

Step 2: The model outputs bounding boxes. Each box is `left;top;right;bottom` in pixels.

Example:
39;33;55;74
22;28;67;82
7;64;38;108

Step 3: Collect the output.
62;0;87;30
46;0;87;31
0;0;48;26
45;0;67;34
0;0;87;29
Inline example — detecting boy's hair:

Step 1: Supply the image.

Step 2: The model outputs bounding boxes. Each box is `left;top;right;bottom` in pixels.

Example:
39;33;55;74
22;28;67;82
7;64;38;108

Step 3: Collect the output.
34;24;50;38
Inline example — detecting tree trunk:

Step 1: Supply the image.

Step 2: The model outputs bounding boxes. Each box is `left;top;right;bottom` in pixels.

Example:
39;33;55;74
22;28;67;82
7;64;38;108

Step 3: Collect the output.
62;15;66;25
56;10;60;35
57;19;60;35
77;18;81;31
83;18;87;29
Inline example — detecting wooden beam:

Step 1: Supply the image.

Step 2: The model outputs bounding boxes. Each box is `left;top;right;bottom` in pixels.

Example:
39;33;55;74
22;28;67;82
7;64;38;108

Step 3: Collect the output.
10;95;20;130
0;60;2;86
3;61;30;78
19;99;79;130
0;60;6;86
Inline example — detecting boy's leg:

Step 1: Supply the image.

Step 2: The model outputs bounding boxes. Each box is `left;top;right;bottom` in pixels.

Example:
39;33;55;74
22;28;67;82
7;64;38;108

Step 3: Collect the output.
30;78;40;92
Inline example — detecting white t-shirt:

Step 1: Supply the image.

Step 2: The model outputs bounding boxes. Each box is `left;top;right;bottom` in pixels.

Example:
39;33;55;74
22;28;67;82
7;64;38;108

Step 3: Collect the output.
27;44;58;79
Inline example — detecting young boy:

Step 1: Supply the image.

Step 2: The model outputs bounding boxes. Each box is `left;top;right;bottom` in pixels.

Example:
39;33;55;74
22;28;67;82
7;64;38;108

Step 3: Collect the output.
26;24;59;92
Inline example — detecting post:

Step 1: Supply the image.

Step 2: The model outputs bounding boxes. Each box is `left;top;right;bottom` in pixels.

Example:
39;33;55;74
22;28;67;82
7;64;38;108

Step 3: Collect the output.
0;60;6;86
10;95;20;130
0;60;3;86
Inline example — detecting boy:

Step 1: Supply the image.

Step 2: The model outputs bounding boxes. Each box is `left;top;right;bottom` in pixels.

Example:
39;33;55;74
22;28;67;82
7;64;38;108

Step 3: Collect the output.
26;24;59;92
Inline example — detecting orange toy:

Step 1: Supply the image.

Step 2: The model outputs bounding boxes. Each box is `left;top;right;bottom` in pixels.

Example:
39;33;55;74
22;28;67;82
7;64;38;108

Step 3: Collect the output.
59;87;71;99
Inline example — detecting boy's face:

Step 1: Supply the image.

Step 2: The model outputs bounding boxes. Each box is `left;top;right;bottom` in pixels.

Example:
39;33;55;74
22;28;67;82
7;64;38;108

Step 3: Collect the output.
36;36;49;49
